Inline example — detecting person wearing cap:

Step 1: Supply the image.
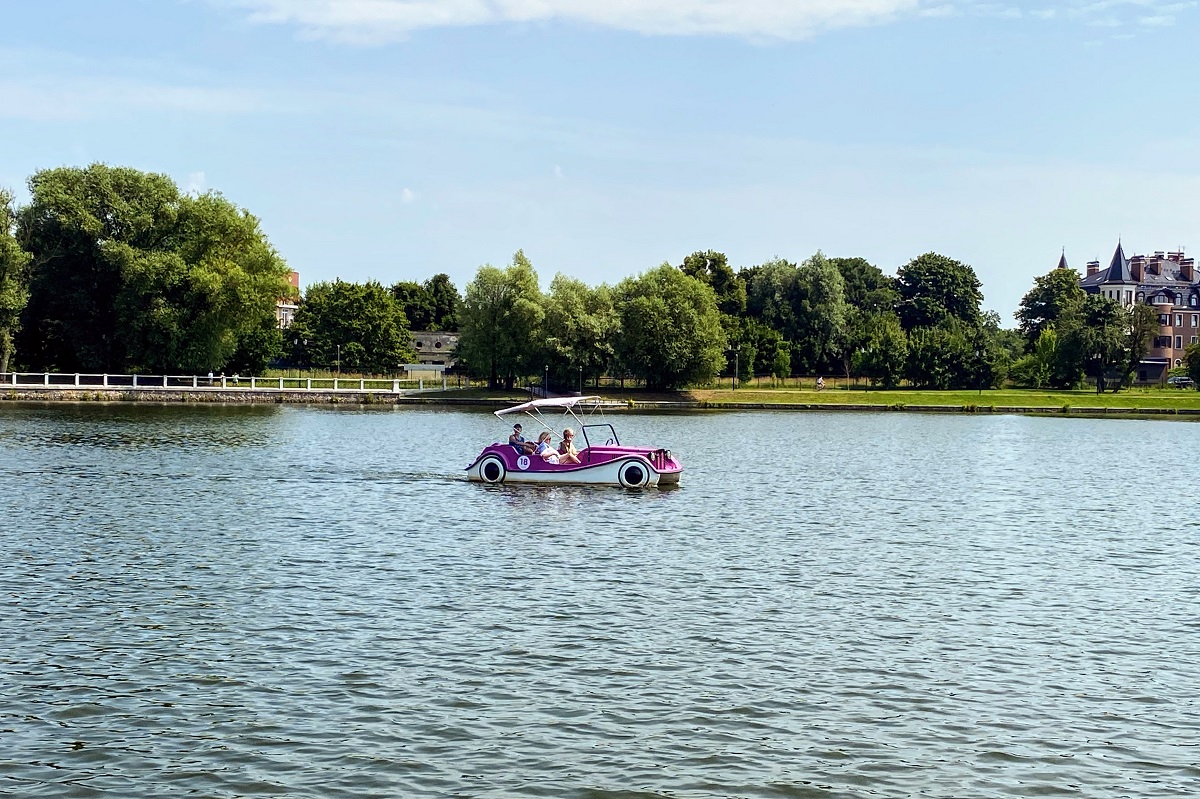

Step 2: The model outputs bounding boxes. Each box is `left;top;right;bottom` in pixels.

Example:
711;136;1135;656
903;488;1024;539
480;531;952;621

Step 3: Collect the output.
508;423;535;454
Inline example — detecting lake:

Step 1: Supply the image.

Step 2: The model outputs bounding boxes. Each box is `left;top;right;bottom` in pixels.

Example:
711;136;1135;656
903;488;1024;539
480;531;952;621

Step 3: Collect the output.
2;401;1199;798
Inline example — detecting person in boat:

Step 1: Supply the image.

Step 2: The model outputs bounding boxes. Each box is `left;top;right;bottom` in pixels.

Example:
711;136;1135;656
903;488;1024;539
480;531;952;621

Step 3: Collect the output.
557;428;581;465
509;423;536;454
533;431;560;463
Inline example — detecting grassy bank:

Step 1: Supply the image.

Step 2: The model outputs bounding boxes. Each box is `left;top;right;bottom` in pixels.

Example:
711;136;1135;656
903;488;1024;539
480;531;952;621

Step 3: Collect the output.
418;385;1200;413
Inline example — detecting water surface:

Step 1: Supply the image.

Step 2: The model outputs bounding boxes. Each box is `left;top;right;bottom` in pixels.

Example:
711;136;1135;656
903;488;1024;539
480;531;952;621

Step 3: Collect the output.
2;402;1199;797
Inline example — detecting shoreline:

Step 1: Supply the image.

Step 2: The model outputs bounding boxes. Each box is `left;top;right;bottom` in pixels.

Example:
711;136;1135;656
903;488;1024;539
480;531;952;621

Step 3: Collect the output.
4;385;1200;419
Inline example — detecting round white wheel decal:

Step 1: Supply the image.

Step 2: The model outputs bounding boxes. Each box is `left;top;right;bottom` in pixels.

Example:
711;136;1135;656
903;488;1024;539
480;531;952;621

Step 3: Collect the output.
479;455;506;484
517;455;530;471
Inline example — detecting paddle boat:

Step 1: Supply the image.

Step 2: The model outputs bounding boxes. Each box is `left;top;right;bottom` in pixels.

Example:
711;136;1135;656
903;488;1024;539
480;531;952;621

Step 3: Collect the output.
466;396;682;488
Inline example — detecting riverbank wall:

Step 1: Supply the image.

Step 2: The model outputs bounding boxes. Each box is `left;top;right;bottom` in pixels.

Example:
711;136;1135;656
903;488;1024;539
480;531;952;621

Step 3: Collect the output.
5;384;1200;418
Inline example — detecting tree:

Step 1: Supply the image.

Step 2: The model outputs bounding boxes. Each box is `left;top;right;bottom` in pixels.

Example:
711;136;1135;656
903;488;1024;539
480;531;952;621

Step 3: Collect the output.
1009;327;1058;388
0;189;30;373
854;312;907;389
1119;303;1157;390
895;252;984;331
1016;266;1085;347
1059;294;1125;393
288;280;414;374
743;258;798;336
425;273;460;331
16;164;290;373
1186;342;1200;388
792;252;847;373
681;250;746;316
391;281;435;330
540;274;617;390
613;264;726;391
457;251;544;389
830;256;898;314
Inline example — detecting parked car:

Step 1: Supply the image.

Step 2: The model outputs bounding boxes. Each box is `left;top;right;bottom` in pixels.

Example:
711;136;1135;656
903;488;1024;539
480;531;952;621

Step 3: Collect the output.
1167;376;1195;388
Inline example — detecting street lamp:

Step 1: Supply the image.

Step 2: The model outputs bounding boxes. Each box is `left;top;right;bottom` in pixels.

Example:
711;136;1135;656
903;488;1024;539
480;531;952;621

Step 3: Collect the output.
728;347;740;391
544;364;549;397
578;365;583;395
336;344;341;376
975;345;983;395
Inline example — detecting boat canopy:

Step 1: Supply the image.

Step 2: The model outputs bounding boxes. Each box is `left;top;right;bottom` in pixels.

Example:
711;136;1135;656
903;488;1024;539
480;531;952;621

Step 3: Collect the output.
494;396;603;418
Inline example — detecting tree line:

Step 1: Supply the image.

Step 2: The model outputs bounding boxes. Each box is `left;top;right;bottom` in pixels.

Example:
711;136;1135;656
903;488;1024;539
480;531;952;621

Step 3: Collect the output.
2;163;1177;389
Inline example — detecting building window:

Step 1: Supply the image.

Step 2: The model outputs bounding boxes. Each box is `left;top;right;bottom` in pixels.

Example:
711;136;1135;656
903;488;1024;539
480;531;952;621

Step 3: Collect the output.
1192;314;1198;328
1176;336;1183;349
1159;314;1170;326
1177;314;1184;326
1156;336;1172;348
1176;359;1183;367
1192;295;1199;307
1192;336;1198;344
1138;292;1146;302
1125;291;1133;304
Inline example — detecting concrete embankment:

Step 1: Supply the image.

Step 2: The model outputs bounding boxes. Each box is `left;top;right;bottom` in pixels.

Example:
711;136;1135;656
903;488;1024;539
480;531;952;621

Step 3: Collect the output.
5;384;1200;418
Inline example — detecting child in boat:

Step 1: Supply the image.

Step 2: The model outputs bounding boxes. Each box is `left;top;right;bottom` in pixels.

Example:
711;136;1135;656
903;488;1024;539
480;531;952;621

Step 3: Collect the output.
558;428;581;465
534;432;560;463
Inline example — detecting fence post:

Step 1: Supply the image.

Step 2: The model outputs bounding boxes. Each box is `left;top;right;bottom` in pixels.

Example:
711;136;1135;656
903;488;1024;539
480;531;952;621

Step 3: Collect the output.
279;377;284;390
250;377;257;389
103;374;108;387
44;373;49;386
163;374;168;388
333;378;339;391
359;378;364;390
307;378;311;390
132;374;138;388
393;379;399;393
443;376;447;390
75;374;80;386
419;378;423;390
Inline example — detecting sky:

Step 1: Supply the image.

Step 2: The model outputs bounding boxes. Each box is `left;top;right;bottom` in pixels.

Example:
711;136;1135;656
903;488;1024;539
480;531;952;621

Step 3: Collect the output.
3;0;1199;320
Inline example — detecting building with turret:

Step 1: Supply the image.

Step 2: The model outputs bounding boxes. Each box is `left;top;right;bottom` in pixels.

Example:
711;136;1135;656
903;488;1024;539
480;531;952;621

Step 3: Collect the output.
1078;243;1199;382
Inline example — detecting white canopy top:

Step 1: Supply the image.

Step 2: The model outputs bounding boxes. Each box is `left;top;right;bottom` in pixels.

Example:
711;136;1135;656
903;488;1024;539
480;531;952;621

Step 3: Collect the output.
494;396;603;418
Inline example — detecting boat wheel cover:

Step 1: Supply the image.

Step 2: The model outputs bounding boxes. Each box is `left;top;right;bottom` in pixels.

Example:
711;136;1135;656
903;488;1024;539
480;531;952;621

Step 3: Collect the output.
480;455;506;484
619;459;649;488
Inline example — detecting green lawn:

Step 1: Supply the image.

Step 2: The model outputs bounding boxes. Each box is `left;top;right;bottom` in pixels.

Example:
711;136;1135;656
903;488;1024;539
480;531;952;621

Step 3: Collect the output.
684;386;1200;411
416;384;1200;412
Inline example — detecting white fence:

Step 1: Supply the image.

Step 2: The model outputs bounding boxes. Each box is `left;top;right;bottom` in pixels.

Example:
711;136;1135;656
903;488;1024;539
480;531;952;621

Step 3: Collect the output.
1;373;449;393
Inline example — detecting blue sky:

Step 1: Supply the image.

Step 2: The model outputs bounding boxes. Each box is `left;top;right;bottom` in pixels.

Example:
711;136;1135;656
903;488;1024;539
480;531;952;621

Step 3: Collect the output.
3;1;1199;319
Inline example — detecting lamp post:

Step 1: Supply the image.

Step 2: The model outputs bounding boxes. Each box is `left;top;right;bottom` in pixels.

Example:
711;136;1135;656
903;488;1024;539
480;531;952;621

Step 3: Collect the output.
578;365;583;395
336;344;341;377
728;347;740;391
975;345;983;395
544;364;549;397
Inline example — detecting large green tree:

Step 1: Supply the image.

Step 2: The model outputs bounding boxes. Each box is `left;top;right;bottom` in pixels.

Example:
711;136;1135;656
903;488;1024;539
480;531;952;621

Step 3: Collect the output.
1058;294;1126;393
457;251;544;389
425;273;461;331
288;279;415;374
1119;303;1158;391
17;164;290;373
613;264;726;390
792;252;848;373
1015;266;1085;347
830;256;898;314
0;189;30;373
895;252;984;331
540;275;617;392
391;281;436;330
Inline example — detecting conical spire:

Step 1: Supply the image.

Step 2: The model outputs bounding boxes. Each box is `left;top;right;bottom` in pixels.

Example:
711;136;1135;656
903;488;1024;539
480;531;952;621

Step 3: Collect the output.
1057;248;1069;271
1105;241;1129;282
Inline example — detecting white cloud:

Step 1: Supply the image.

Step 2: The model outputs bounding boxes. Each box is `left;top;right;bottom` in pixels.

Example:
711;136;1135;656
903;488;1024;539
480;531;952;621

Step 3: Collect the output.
0;75;265;121
401;187;416;203
553;164;564;179
214;0;933;42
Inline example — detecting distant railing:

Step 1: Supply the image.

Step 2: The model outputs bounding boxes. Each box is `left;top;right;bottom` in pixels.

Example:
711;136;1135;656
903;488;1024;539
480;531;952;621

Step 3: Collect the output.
0;373;450;393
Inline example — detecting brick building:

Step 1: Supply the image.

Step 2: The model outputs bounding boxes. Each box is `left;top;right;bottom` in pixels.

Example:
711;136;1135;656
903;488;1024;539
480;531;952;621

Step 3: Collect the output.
1079;243;1199;383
